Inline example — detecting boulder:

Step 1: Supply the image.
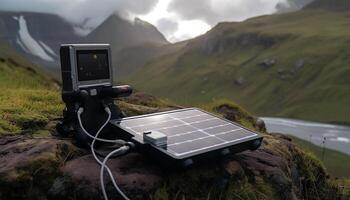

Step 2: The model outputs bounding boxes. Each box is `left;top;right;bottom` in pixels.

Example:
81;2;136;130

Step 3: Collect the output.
257;59;276;69
234;76;246;86
294;59;305;71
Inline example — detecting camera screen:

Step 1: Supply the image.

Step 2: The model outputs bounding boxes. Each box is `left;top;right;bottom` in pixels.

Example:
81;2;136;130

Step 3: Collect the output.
76;50;110;82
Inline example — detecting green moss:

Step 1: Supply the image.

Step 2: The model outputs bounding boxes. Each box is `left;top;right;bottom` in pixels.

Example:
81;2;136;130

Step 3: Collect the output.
202;99;262;132
151;168;282;200
334;179;350;198
151;185;170;200
292;147;338;200
254;177;280;200
289;135;350;178
0;157;61;200
0;61;63;135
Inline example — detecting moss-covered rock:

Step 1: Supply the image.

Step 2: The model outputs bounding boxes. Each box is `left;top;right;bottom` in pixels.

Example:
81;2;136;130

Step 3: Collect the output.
0;136;83;200
0;98;346;199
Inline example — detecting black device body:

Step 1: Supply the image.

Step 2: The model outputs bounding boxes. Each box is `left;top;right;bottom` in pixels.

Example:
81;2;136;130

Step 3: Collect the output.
57;44;263;167
57;44;133;146
57;86;133;146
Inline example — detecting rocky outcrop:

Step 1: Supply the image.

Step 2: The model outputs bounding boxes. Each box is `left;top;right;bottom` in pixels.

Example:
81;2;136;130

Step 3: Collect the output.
198;28;289;55
257;59;276;69
234;76;246;86
294;59;305;71
276;59;305;80
0;95;345;200
0;133;342;199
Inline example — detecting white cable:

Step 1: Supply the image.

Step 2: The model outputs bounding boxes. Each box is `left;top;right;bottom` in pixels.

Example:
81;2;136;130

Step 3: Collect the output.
77;107;129;200
77;107;126;144
100;146;130;200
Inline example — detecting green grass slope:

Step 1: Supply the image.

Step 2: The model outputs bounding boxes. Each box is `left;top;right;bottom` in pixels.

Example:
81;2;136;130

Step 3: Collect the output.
289;135;350;178
126;9;350;124
0;53;62;135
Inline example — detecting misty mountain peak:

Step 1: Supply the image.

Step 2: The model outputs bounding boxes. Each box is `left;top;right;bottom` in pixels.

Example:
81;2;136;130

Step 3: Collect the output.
134;17;152;27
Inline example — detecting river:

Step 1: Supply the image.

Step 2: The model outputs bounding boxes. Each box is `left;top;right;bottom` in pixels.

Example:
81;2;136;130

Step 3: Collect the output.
261;117;350;155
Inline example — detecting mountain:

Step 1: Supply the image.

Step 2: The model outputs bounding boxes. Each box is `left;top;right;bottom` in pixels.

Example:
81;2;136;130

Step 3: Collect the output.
0;11;168;80
85;14;169;79
0;11;86;78
124;1;350;125
86;15;168;51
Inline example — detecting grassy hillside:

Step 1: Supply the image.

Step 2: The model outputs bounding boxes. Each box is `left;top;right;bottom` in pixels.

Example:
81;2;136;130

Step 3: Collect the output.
115;41;187;79
289;135;350;178
126;9;350;124
0;53;62;135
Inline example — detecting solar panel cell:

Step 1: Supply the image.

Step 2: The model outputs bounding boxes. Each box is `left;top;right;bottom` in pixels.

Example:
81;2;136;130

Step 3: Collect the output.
168;131;208;144
204;124;238;135
169;136;224;155
168;109;201;118
180;114;213;123
191;118;225;129
216;129;253;141
156;125;197;136
131;120;179;132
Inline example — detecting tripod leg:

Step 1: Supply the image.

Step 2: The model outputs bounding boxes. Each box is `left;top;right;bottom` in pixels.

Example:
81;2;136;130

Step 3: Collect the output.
55;121;71;137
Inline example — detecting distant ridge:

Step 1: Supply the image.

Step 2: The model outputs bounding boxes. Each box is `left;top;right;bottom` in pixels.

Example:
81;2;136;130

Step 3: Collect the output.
305;0;350;11
0;11;168;80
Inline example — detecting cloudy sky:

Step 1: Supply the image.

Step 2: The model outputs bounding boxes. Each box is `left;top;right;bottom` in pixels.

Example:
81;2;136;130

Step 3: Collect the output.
0;0;285;42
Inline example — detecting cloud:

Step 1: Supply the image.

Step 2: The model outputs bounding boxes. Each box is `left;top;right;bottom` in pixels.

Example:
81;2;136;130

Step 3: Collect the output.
0;0;159;27
156;18;178;36
168;0;280;26
0;0;285;42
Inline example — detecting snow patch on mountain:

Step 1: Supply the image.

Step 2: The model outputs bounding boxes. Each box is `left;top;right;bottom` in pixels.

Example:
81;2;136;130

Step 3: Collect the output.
16;15;54;62
16;38;29;53
39;41;56;56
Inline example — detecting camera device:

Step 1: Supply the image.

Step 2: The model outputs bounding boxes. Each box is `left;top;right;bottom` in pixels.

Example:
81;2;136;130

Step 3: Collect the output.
57;44;263;200
57;44;133;145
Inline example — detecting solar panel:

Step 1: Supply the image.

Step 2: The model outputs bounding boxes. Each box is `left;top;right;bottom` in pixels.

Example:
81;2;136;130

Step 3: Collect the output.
110;108;262;160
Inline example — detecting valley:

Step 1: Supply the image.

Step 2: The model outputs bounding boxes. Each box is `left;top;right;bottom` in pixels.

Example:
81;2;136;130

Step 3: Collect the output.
124;6;350;125
0;0;350;197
